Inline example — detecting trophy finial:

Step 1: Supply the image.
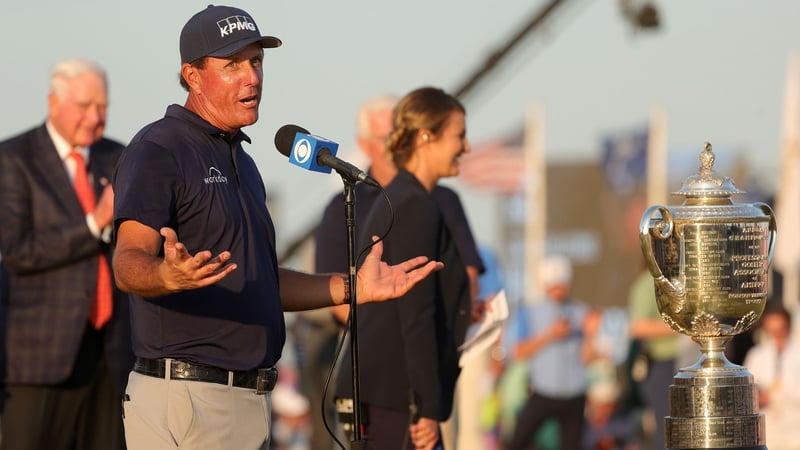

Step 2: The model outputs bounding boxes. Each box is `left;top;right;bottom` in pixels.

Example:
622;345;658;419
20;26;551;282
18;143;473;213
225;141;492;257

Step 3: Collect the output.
700;142;715;172
674;141;743;199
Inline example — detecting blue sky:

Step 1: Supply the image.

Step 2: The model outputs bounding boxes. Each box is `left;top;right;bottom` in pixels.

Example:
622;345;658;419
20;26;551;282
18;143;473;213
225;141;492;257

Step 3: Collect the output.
3;0;799;249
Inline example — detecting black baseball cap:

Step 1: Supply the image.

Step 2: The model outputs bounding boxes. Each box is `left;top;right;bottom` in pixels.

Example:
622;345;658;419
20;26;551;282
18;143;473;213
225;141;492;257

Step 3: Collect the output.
180;5;282;64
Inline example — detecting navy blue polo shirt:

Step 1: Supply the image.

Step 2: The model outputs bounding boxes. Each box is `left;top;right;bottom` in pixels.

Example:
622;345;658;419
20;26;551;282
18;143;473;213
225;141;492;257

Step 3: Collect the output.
114;104;285;370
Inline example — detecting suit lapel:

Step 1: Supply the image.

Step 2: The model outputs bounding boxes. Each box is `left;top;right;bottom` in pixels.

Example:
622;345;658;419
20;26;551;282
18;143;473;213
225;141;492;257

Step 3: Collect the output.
30;125;84;216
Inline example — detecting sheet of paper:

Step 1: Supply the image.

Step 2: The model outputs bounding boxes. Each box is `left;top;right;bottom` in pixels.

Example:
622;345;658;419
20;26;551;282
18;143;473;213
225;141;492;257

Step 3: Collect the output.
457;289;508;367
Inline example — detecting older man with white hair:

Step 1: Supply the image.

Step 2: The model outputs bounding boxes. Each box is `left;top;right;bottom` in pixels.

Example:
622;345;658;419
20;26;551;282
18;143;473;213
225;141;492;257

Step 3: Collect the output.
0;57;134;450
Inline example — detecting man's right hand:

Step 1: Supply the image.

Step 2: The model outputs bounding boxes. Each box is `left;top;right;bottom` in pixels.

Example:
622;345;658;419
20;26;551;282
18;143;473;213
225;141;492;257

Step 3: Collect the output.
158;227;237;292
113;221;237;297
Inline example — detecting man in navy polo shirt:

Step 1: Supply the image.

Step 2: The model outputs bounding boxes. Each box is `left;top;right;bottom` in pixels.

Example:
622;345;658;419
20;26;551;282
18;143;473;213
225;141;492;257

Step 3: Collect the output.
112;5;442;450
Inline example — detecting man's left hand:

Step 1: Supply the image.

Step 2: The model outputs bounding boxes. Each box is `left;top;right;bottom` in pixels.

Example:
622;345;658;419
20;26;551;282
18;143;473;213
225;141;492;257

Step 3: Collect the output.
355;236;443;303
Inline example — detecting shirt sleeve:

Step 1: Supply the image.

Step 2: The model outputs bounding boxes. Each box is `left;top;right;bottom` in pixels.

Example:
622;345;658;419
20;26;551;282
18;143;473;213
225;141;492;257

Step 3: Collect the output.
113;141;181;235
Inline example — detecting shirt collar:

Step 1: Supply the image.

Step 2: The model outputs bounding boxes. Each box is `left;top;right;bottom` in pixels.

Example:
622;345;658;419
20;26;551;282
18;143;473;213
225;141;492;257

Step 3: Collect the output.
165;104;251;145
46;121;88;162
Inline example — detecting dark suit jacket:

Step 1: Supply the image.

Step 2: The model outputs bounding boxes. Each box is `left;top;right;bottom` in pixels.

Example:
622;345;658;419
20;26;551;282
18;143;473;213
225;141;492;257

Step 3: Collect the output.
323;175;484;407
0;124;134;393
355;170;471;421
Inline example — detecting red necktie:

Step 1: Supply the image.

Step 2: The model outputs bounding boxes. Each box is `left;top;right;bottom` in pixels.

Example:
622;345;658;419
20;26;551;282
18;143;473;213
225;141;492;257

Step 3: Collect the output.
69;150;113;329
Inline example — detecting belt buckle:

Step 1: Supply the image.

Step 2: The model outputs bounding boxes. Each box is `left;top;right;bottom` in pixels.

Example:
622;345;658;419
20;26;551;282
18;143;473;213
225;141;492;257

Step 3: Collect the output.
255;368;276;395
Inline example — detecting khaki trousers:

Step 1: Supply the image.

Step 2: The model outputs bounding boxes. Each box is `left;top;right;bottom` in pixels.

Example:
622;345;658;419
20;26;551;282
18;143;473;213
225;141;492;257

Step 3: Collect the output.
122;369;272;450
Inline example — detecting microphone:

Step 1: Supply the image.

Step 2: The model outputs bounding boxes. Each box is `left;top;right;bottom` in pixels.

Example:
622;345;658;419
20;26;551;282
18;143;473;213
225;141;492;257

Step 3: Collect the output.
274;124;379;187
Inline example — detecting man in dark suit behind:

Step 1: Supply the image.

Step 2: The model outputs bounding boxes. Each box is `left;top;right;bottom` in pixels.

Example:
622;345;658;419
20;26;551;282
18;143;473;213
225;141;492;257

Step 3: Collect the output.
0;58;134;450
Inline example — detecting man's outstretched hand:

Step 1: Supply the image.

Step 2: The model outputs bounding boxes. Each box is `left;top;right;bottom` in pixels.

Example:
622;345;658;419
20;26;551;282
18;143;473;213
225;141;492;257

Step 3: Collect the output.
355;237;444;303
159;227;237;292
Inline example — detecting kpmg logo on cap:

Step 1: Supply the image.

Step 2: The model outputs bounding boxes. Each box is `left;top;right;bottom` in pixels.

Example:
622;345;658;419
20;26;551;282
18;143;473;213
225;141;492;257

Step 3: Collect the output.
217;15;257;38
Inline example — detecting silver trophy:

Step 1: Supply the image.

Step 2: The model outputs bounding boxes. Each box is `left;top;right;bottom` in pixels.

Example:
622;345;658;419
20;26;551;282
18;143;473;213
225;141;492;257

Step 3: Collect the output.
639;143;776;449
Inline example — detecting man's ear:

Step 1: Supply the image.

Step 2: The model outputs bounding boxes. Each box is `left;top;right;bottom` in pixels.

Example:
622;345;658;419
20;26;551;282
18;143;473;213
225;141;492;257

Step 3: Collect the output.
47;92;60;118
181;63;200;92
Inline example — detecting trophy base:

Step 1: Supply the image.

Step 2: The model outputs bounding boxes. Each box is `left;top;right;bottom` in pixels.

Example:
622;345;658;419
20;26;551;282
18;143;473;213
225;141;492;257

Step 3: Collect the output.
665;362;765;450
667;447;766;450
665;415;766;450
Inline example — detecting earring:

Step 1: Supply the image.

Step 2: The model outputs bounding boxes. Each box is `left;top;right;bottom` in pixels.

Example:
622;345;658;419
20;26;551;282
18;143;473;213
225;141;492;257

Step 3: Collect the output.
422;134;429;142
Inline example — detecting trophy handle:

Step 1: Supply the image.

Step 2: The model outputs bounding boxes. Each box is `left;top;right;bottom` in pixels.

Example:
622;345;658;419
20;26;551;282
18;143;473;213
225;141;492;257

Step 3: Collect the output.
639;205;673;280
640;205;686;314
754;202;777;264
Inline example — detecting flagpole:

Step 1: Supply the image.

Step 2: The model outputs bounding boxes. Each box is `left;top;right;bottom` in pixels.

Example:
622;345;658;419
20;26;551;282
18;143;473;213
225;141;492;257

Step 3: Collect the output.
524;102;546;304
774;52;800;315
647;106;669;206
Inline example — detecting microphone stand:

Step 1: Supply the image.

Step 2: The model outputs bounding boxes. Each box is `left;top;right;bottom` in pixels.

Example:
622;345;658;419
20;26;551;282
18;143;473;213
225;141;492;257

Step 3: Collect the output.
341;176;366;450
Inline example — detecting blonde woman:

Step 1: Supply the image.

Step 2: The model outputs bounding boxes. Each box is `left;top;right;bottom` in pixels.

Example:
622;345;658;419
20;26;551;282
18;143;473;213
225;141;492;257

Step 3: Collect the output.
355;87;472;450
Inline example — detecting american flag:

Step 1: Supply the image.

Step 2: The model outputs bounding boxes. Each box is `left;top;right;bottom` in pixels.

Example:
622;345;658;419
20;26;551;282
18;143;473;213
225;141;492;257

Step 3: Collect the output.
458;130;525;195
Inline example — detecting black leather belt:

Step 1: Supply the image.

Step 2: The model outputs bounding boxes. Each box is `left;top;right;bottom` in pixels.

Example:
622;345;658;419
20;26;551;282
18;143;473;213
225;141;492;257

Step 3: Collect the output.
133;357;277;395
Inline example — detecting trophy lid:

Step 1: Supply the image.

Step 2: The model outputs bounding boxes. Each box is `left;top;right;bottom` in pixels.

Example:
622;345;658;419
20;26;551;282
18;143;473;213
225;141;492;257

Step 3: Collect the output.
673;142;745;199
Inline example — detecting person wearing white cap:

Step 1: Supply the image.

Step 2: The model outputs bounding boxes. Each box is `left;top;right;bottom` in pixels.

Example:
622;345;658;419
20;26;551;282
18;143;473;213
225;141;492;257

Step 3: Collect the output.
503;255;600;450
112;5;443;450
